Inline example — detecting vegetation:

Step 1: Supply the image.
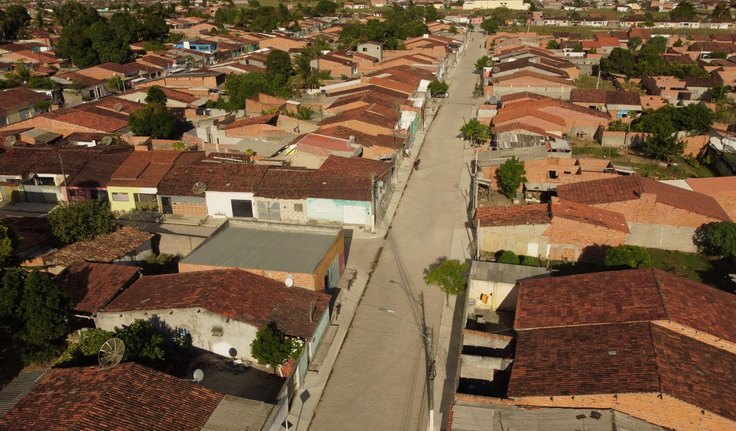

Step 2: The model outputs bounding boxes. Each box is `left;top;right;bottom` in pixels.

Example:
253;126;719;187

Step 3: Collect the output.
497;250;521;265
693;222;736;258
601;36;708;79
0;5;31;40
129;103;176;138
251;322;300;369
0;269;71;364
604;245;652;269
423;257;469;302
0;222;15;266
474;55;492;73
497;157;527;199
337;5;431;49
669;1;695;21
574;74;614;91
55;2;169;67
48;200;116;244
459;118;491;146
144;86;167;105
428;80;449;96
630;104;715;161
60;320;192;375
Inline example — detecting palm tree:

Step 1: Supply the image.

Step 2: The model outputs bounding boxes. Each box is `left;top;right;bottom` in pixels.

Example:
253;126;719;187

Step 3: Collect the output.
5;61;32;85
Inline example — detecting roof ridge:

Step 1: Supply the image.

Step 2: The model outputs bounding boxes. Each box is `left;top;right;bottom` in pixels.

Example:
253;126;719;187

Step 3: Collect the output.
651;268;670;320
646;321;665;395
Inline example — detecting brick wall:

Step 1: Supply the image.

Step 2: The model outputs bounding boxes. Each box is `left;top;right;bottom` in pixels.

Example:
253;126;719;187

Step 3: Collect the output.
171;202;208;217
545;217;627;262
178;263;319;291
593;194;721;227
514;393;736;431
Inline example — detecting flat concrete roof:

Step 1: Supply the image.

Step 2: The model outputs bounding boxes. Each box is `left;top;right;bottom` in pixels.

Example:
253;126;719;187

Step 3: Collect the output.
181;220;340;274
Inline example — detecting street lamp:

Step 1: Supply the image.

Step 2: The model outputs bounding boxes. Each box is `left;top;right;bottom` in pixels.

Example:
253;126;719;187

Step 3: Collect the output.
379;302;436;431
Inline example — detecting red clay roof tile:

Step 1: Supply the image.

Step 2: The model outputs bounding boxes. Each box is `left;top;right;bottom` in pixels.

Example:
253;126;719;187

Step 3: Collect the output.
55;262;139;314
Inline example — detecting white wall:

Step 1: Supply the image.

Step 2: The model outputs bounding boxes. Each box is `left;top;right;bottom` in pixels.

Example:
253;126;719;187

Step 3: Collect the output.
206;191;255;218
468;279;518;311
96;307;259;363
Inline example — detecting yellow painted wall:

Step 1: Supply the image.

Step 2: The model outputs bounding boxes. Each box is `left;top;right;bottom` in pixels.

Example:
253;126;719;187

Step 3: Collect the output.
106;186;142;212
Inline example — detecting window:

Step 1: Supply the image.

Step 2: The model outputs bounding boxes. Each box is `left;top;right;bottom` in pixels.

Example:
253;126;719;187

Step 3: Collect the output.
548;170;558;179
112;192;130;202
294;203;303;213
231;199;253;218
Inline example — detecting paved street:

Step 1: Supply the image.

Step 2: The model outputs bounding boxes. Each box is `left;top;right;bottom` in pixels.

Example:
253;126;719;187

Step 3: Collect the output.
309;32;485;431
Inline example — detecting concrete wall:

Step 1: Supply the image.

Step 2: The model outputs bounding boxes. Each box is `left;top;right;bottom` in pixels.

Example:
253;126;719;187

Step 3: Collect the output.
307;198;372;227
626;223;697;252
468;279;518;311
254;198;309;224
206;191;254;218
95;308;259;363
478;224;551;258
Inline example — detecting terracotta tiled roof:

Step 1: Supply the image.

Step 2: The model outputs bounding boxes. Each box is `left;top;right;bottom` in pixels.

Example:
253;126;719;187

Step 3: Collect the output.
686;176;736;196
223;113;279;130
64;147;135;188
108;151;202;188
0;362;223;431
102;269;330;339
254;168;317;199
491;70;575;86
571;89;641;106
556;175;730;221
551;199;629;233
157;161;269;196
38;226;153;268
509;322;661;397
516;268;736;344
0;87;50;115
3;216;56;255
55;262;140;314
474;204;550;227
316;125;400;149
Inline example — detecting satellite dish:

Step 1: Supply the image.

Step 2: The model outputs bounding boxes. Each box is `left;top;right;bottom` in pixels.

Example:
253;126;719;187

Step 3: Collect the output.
100;136;113;146
193;368;205;383
114;102;124;112
98;337;125;368
4;136;16;146
228;347;237;359
285;276;294;288
192;181;207;195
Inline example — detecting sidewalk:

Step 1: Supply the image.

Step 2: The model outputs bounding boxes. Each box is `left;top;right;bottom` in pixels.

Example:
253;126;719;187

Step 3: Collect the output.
284;50;465;430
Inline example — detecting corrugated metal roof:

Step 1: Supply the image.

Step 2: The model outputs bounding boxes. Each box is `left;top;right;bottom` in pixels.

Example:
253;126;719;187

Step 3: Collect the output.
469;261;551;285
182;221;341;274
201;395;273;431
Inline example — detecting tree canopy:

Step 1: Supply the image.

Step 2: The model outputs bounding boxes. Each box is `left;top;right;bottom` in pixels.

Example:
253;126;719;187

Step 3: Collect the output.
423;257;468;301
0;5;31;40
48;200;116;244
633;104;714;136
251;323;295;369
604;245;652;269
428;80;448;96
497;250;520;265
693;222;736;258
266;50;293;88
129;103;177;138
337;5;430;49
145;86;167;105
669;1;696;21
460;118;491;146
497;157;527;199
601;37;708;79
0;221;16;266
474;55;492;73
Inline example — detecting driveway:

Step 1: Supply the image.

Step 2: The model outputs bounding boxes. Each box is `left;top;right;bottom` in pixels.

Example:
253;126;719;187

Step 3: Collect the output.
309;32;485;431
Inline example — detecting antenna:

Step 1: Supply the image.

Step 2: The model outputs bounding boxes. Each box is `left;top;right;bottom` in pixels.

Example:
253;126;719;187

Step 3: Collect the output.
98;337;125;369
192;368;204;383
4;136;16;146
100;136;113;146
192;181;207;195
285;276;294;288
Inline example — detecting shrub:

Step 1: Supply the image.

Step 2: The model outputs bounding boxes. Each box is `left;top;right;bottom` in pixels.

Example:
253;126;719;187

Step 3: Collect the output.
497;250;520;265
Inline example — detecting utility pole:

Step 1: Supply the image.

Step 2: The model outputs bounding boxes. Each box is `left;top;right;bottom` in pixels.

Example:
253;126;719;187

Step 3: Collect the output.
420;292;435;431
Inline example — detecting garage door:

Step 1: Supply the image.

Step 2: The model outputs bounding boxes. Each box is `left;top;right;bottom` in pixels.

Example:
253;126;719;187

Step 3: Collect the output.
231;199;253;218
343;205;367;225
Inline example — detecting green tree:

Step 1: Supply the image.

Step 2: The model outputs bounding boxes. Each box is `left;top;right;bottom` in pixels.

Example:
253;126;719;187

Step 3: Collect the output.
481;18;498;34
251;322;292;369
139;14;169;41
608;120;629;132
669;1;695;21
296;105;314;120
474;55;492;73
48;200;116;244
712;4;732;20
20;270;71;347
497;157;526;198
78;328;115;356
0;269;24;337
145;86;167;105
129;103;176;138
0;221;15;266
693;222;736;257
0;5;31;40
604;245;651;269
114;319;166;369
643;130;684;162
423;257;468;303
627;36;642;51
497;250;520;265
266;49;293;87
428;79;448;96
53;0;91;26
313;0;338;16
459;118;490;145
546;40;560;49
600;48;637;77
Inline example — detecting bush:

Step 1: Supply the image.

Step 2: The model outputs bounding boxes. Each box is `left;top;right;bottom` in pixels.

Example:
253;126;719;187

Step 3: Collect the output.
48;200;116;244
604;245;652;269
521;255;541;267
693;222;736;257
497;250;520;265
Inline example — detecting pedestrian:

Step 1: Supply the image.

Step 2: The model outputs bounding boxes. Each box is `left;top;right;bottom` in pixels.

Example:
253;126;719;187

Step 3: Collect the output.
413;159;421;171
335;302;342;319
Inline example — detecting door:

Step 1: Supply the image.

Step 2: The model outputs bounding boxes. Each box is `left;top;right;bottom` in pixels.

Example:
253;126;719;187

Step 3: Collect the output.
231;199;253;218
161;197;172;214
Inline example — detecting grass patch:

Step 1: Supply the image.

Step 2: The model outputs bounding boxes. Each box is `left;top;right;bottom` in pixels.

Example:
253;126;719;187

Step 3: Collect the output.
646;248;734;291
575;74;614;91
572;145;619;158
